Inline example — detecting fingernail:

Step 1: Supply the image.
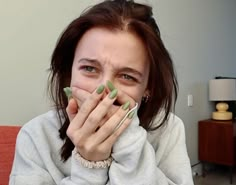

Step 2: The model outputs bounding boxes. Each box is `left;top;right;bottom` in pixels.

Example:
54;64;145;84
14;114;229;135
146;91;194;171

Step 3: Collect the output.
107;80;115;91
122;101;130;110
96;84;105;94
63;87;72;99
128;110;135;119
109;89;118;99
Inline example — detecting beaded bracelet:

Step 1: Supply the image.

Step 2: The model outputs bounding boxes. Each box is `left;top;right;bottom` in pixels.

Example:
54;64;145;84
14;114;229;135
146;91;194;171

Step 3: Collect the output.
73;149;113;169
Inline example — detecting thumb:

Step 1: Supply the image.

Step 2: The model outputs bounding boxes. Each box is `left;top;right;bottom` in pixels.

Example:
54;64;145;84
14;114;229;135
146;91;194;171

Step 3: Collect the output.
66;98;78;121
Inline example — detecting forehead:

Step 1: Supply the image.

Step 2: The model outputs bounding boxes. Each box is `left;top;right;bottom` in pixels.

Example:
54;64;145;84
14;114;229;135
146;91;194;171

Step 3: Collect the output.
75;27;149;71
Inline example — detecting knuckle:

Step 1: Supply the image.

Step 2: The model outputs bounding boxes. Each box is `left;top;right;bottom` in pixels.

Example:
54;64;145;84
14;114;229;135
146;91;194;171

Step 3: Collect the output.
79;105;90;114
76;141;85;149
87;114;99;124
75;136;86;149
67;129;85;149
102;124;113;133
99;98;113;111
84;143;95;153
87;94;98;105
66;126;73;138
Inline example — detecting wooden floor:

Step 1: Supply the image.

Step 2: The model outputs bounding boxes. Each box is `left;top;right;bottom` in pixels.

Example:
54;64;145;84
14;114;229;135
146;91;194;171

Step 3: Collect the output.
194;165;236;185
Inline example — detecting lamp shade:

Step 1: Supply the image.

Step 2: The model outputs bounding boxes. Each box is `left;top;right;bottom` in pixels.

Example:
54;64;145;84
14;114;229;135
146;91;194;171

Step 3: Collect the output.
209;79;236;101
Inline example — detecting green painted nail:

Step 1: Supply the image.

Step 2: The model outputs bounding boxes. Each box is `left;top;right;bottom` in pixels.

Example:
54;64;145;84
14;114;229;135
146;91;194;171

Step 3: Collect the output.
63;87;72;99
96;84;105;94
122;101;130;110
107;81;115;91
109;89;118;99
128;110;135;119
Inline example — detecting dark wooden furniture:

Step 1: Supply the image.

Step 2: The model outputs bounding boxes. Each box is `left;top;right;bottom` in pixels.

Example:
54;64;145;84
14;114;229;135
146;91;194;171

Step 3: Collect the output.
198;119;236;184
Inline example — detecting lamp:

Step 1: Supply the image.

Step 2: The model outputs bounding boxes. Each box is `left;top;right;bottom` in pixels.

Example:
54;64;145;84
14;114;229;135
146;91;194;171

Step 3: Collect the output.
209;79;236;120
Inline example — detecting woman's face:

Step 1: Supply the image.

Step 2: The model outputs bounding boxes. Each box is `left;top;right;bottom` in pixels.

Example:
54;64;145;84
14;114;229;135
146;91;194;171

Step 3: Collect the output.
71;27;150;105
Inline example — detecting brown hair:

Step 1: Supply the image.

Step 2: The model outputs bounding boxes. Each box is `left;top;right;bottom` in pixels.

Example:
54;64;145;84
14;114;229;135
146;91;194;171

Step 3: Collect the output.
48;0;178;161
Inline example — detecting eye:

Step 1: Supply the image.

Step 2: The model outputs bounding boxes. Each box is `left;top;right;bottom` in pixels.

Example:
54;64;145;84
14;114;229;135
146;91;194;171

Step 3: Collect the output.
80;65;97;73
121;74;137;82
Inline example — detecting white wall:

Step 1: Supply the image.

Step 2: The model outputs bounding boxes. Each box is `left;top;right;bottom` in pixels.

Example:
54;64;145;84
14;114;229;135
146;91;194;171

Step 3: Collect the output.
153;0;236;165
0;0;235;166
0;0;98;125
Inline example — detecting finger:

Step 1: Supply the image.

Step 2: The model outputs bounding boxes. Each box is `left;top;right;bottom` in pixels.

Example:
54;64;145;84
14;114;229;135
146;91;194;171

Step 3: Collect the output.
101;117;133;149
71;86;92;108
97;102;137;147
95;116;110;131
92;102;131;143
66;98;78;121
93;85;136;130
63;87;73;99
117;90;136;107
105;90;137;120
68;84;105;132
106;81;136;108
81;88;119;133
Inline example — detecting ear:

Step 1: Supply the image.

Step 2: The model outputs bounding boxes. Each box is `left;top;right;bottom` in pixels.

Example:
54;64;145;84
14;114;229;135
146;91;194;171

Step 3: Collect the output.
142;89;150;103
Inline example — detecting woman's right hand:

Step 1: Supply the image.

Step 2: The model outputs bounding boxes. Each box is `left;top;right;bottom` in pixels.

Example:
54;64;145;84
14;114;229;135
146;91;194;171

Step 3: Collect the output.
66;84;136;161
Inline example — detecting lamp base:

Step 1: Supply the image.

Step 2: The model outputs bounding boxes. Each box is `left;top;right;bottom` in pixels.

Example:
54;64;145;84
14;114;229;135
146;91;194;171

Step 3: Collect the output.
212;111;232;120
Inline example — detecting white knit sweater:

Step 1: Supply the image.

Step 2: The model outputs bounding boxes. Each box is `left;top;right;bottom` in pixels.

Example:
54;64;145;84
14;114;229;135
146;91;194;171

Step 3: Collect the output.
10;110;194;185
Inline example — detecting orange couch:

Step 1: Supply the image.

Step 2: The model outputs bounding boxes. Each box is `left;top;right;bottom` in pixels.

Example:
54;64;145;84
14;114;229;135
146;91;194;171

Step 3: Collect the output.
0;126;21;185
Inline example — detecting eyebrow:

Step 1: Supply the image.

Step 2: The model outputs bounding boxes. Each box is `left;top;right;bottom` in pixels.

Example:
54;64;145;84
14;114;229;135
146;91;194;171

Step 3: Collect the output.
78;58;100;65
119;67;143;78
78;58;143;78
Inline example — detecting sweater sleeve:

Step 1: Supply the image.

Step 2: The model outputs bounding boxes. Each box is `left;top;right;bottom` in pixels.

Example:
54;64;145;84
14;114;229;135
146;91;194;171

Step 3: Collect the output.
60;152;109;185
10;122;108;185
108;114;194;185
10;127;56;185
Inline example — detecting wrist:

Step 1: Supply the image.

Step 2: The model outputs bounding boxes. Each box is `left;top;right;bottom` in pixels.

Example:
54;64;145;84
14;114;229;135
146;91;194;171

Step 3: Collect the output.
73;149;113;169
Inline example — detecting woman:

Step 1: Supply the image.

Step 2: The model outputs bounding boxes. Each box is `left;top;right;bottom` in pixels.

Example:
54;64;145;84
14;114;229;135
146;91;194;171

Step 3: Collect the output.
10;0;194;184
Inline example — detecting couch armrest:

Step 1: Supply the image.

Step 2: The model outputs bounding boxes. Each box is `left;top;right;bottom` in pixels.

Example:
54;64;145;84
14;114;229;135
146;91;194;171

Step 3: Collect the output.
0;125;21;185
